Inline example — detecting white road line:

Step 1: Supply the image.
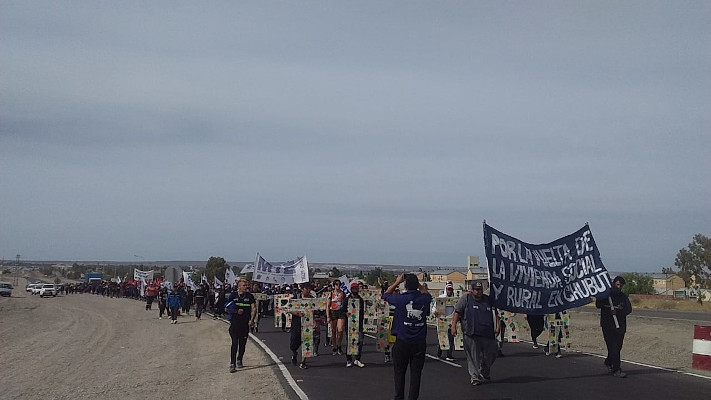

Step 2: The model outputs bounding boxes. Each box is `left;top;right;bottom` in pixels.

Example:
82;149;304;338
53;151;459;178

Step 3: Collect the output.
364;333;462;368
249;332;310;400
517;339;711;381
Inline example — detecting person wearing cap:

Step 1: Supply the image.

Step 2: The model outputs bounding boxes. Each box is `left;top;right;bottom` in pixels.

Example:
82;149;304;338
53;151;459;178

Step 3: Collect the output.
382;273;432;400
290;283;314;369
595;275;632;378
432;282;457;361
451;281;501;386
345;281;366;368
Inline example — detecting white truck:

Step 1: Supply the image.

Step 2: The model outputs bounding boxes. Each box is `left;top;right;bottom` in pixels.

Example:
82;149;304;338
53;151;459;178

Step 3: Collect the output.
39;284;57;297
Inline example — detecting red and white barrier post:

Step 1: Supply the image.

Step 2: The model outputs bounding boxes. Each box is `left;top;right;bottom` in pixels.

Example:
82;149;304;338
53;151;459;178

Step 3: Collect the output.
692;325;711;371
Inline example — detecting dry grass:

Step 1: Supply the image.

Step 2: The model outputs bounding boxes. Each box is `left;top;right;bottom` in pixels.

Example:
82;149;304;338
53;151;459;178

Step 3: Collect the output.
628;294;711;311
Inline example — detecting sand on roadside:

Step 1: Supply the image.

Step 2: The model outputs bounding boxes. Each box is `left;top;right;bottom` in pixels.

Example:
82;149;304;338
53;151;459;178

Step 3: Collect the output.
0;278;291;400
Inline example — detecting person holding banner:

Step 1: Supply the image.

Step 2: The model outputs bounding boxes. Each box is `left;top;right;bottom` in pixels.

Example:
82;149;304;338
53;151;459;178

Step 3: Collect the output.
382;274;432;400
345;281;366;368
595;276;632;378
451;281;500;386
326;279;347;356
289;283;314;369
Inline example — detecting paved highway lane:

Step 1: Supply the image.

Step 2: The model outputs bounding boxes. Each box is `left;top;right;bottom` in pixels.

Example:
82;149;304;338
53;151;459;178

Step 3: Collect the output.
249;315;711;400
575;306;711;323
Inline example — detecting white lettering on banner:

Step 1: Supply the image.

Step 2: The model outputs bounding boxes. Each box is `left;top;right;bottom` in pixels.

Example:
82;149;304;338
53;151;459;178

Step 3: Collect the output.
492;233;576;268
561;271;610;302
506;286;543;309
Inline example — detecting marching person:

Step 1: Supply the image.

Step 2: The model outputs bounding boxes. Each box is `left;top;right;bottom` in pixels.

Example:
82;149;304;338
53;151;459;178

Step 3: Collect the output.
326;279;347;356
525;314;545;349
345;281;366;368
432;281;456;361
157;286;168;319
451;281;500;386
166;287;182;324
289;283;314;369
595;275;632;378
225;279;257;372
193;283;207;320
382;274;432;400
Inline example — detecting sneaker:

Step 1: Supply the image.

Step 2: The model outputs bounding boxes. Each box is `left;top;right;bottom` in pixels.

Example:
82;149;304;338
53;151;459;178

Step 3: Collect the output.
532;343;539;349
437;348;442;358
384;354;391;363
471;378;481;386
612;370;627;378
236;360;243;368
445;357;456;362
337;348;344;355
229;364;236;373
332;348;338;356
291;354;298;366
346;361;353;368
354;360;365;368
313;351;319;357
555;354;563;358
482;373;491;381
159;317;162;320
299;362;308;369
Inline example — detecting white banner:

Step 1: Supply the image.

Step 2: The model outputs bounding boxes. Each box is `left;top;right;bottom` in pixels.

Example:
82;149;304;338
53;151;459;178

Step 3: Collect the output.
253;254;309;284
134;269;154;281
214;276;223;289
240;264;255;274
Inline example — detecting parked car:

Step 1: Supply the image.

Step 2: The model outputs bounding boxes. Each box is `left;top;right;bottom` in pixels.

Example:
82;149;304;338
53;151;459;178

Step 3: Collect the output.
29;283;43;295
0;282;13;297
39;284;57;297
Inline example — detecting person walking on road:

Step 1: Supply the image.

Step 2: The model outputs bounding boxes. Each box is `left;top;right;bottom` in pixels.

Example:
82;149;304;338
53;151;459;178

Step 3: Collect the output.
382;273;432;400
525;314;545;349
157;287;168;320
166;287;182;324
432;281;457;361
595;275;632;378
193;283;207;320
289;283;314;369
345;281;366;368
451;281;500;386
225;279;257;373
326;279;347;356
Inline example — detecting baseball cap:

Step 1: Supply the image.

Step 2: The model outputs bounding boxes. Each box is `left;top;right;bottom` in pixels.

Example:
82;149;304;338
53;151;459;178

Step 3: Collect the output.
471;281;483;289
350;281;359;288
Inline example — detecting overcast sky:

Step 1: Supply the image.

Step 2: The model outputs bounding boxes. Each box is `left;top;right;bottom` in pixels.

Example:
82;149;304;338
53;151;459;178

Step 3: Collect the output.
1;1;709;272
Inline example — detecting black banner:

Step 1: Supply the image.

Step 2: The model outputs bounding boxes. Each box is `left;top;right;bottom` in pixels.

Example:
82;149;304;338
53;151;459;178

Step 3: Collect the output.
484;223;611;314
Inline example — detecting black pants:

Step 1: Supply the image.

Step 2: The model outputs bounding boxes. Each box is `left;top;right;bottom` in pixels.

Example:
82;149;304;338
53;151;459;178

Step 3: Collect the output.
195;300;204;319
527;314;545;343
229;322;249;364
392;338;426;400
602;325;626;372
158;302;166;318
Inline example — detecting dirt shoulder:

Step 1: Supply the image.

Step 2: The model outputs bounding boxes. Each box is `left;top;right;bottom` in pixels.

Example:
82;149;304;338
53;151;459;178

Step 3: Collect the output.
0;278;291;400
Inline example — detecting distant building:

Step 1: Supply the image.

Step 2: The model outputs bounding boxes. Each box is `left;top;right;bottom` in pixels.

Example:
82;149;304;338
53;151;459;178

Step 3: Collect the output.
648;273;685;295
466;256;488;282
429;269;466;285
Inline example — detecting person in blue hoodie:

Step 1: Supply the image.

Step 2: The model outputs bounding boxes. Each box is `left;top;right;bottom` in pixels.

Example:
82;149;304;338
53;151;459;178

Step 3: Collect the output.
166;287;182;324
382;274;432;400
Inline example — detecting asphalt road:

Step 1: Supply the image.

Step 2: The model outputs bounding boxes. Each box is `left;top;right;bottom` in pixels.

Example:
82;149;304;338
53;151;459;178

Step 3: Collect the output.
575;306;711;323
249;314;711;400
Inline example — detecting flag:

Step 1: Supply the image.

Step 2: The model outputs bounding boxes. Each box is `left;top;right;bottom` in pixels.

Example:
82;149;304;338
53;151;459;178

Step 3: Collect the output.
183;271;198;291
201;274;208;284
338;274;351;295
214;276;223;289
225;267;236;287
293;257;309;284
240;264;255;274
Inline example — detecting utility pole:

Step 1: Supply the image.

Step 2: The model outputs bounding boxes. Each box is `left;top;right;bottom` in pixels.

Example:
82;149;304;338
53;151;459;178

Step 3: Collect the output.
15;254;21;286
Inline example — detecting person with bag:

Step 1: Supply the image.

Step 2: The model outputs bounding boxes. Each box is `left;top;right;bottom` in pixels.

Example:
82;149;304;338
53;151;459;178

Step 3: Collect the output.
450;281;500;386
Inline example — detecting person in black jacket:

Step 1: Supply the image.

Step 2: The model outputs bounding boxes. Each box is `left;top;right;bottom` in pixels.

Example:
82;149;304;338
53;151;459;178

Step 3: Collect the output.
595;275;632;378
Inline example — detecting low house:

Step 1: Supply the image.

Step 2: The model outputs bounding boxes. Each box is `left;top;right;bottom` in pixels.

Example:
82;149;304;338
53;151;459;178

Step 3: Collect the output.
649;273;685;295
429;269;466;285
